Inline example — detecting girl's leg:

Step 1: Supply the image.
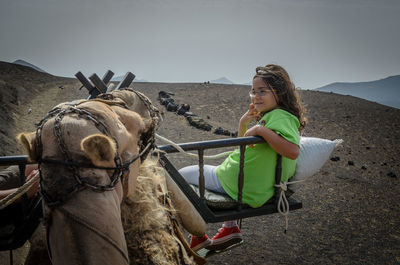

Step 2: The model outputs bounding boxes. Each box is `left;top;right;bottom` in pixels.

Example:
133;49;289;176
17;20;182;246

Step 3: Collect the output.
179;165;237;226
178;165;226;194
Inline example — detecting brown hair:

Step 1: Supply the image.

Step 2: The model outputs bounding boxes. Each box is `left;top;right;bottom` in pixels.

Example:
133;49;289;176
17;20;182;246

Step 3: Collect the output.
254;64;306;131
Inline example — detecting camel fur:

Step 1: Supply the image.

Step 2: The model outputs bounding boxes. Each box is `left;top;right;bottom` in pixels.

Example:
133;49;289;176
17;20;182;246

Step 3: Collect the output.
16;89;206;265
122;157;204;265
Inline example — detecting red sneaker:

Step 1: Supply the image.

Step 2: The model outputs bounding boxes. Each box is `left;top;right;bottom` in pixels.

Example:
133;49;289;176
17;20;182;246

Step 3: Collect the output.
189;234;212;252
208;225;243;251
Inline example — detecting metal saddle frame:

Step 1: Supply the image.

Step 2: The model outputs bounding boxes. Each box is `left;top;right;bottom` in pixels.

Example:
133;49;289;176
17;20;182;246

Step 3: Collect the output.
157;135;302;223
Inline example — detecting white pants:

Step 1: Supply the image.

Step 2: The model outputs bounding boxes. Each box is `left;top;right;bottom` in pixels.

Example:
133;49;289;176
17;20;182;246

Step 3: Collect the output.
178;165;227;194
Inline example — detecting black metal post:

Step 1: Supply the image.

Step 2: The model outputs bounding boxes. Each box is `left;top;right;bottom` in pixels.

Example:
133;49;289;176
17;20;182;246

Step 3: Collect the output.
116;72;135;90
198;149;205;199
237;145;246;211
102;70;114;85
89;73;108;94
75;71;101;99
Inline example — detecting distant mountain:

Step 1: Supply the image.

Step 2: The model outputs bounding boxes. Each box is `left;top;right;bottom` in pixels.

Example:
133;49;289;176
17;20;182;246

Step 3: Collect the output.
12;59;47;73
315;75;400;109
111;75;147;82
210;77;234;84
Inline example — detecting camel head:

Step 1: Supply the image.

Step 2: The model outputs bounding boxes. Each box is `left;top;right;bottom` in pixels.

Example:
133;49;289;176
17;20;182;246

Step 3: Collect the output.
17;94;156;265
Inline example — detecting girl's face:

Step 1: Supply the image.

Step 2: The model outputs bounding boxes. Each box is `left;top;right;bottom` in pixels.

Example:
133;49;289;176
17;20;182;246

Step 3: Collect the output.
250;77;278;113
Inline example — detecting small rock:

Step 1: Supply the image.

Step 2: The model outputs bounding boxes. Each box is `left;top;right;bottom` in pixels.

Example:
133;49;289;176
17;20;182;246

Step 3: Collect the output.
186;115;199;123
166;102;178;111
160;97;174;106
213;127;232;136
177;104;190;115
348;161;354;166
183;111;195;117
330;156;340;162
158;91;173;99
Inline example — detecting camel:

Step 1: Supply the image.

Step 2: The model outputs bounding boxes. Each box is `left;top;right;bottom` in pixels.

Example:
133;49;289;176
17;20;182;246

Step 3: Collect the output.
17;89;206;265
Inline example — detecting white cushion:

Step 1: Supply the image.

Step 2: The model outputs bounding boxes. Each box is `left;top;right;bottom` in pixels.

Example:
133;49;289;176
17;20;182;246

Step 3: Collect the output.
292;137;343;182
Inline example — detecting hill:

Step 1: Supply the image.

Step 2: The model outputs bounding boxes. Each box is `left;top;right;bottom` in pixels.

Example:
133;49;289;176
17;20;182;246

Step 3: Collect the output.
0;61;81;156
12;59;47;74
0;62;399;264
210;77;234;84
315;75;400;109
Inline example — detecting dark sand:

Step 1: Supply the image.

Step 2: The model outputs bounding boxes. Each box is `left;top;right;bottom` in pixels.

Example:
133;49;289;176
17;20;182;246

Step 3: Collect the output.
1;62;399;264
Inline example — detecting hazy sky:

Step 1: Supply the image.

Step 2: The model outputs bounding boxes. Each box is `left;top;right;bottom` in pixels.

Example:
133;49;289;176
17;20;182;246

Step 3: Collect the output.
0;0;399;89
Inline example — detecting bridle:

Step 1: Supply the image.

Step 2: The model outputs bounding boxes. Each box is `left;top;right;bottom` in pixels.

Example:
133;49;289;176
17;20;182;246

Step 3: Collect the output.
35;88;161;263
36;90;159;206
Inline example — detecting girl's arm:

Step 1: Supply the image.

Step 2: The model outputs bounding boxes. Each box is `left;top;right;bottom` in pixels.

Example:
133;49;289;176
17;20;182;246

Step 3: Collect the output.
245;125;299;160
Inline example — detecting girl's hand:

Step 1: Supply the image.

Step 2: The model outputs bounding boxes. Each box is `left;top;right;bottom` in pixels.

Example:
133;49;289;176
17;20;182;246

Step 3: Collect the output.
238;103;261;137
239;103;260;125
244;124;263;137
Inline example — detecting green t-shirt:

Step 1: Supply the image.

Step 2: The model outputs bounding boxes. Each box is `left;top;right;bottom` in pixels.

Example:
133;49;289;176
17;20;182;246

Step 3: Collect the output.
216;109;300;208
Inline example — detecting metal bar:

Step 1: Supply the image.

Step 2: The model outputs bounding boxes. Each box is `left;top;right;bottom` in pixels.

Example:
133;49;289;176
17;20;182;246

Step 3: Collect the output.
75;71;101;99
0;155;28;165
89;73;108;94
75;71;95;92
237;144;246;211
116;72;135;90
198;149;205;199
18;164;26;185
157;136;265;153
274;154;283;203
102;70;114;85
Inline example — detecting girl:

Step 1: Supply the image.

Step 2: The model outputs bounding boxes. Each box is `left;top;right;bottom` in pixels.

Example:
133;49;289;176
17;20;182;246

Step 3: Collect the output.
179;64;306;251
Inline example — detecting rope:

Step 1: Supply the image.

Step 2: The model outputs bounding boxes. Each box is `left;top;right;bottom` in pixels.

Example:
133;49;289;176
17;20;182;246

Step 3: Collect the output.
0;171;40;210
155;133;233;159
275;179;306;233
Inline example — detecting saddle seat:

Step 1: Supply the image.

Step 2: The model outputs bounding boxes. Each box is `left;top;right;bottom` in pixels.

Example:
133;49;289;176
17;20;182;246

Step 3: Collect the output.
189;184;294;211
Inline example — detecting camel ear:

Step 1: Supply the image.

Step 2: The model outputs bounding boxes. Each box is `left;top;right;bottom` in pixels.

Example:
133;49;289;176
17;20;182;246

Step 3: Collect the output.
81;134;117;167
17;132;38;162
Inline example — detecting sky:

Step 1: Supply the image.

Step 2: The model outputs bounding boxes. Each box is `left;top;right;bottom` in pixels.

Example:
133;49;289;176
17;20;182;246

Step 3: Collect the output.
0;0;399;89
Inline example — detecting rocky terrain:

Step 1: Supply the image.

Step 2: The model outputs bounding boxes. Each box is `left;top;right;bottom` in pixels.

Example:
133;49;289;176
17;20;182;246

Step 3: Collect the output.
0;61;399;264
